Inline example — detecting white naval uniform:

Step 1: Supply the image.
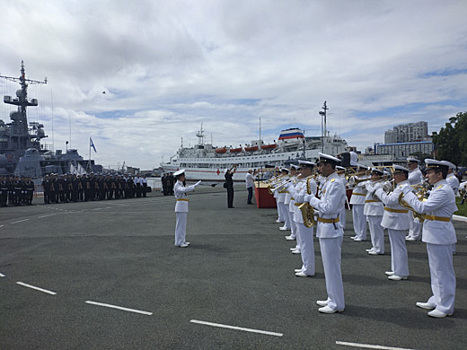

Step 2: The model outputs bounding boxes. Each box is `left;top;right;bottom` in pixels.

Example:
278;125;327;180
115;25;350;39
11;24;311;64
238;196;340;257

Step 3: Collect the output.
337;174;347;229
349;179;368;240
309;172;346;311
289;178;317;276
286;177;298;238
281;182;292;230
402;179;457;314
364;182;385;254
271;177;283;222
174;180;197;246
446;173;459;196
374;180;411;277
407;167;424;240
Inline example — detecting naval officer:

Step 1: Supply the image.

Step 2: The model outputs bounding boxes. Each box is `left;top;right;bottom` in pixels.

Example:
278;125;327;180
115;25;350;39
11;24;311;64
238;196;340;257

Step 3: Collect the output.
371;165;411;280
363;168;385;255
173;169;201;248
400;159;458;318
349;166;369;241
406;157;424;241
287;160;317;277
306;153;346;313
443;161;460;196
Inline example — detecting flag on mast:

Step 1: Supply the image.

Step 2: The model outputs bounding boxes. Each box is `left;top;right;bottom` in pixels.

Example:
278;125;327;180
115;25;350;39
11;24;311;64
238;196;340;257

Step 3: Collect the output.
90;137;97;153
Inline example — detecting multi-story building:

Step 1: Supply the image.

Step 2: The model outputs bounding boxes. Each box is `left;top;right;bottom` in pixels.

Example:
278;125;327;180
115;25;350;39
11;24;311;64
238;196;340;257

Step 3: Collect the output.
384;121;429;144
375;141;434;159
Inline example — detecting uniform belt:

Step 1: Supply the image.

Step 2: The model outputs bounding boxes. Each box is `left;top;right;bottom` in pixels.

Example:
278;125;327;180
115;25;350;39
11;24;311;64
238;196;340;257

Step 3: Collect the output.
294;203;302;206
176;199;189;201
365;200;380;203
352;193;366;196
384;207;409;214
318;217;340;224
290;197;295;200
279;190;289;193
423;214;450;222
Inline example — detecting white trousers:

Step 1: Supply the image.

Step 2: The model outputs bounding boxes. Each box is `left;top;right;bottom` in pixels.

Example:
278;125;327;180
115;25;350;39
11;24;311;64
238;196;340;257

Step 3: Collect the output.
407;217;421;239
288;210;296;237
387;229;409;277
426;243;456;314
296;223;315;275
368;216;384;254
319;236;345;311
175;212;187;246
352;205;367;240
277;201;284;221
339;207;346;230
279;203;290;228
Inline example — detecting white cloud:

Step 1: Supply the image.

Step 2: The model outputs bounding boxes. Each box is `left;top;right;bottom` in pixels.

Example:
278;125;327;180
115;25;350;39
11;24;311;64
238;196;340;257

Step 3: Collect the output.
1;0;466;169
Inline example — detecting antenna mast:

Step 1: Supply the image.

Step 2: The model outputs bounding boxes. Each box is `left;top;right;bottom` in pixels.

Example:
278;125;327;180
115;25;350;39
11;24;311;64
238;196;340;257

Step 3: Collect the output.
319;101;328;153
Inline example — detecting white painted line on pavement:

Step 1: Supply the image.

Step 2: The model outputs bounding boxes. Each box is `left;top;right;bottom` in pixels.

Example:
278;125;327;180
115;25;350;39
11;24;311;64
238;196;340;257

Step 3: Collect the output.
85;301;153;316
190;319;283;337
16;282;57;295
336;341;417;350
0;273;5;277
0;224;4;228
11;219;29;224
38;214;56;218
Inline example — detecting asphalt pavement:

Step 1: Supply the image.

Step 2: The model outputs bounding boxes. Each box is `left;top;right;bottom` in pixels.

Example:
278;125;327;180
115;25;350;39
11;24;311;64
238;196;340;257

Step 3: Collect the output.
0;185;466;349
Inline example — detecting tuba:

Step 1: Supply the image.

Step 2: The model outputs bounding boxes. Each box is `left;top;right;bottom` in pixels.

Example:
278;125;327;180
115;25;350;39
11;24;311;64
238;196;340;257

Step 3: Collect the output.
298;176;316;228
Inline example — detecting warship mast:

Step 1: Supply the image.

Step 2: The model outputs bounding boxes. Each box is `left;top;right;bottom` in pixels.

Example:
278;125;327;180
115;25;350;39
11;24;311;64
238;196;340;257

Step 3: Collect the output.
0;60;48;162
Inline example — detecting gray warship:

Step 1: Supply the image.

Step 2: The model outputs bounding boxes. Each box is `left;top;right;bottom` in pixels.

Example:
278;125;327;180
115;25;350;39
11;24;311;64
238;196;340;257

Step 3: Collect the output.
0;61;98;177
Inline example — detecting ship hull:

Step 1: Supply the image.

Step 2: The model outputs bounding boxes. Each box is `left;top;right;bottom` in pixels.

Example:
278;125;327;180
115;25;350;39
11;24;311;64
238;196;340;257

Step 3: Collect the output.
160;149;326;181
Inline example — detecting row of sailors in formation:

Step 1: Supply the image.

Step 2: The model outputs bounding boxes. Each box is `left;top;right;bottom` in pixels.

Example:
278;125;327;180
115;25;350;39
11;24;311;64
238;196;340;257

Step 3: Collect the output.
0;176;35;206
270;155;459;318
41;173;149;204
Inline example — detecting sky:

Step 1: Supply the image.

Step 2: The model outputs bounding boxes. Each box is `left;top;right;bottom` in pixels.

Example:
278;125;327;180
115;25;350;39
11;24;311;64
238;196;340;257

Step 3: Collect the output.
1;0;466;170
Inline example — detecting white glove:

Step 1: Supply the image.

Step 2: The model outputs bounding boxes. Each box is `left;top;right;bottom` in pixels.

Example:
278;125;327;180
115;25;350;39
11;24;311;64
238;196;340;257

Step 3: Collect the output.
194;180;201;187
304;194;313;202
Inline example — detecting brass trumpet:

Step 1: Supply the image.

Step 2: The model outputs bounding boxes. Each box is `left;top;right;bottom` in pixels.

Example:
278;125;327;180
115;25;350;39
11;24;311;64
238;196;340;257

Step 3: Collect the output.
269;178;296;192
398;184;429;222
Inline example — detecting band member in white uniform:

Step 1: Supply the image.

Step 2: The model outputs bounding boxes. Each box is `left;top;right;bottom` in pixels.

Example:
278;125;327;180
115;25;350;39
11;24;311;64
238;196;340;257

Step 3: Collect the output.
287;161;317;277
443;161;460;196
336;166;347;229
401;159;457;318
307;153;346;313
363;168;385;255
406;157;424;241
371;165;411;280
285;165;299;241
173;169;201;248
349;166;369;241
441;160;459;254
278;168;291;231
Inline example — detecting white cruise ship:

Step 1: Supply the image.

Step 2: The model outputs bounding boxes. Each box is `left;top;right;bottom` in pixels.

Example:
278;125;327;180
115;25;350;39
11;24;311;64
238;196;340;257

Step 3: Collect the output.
160;126;348;181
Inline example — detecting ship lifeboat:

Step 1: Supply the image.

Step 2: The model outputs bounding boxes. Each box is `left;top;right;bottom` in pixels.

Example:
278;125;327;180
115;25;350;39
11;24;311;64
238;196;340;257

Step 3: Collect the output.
244;146;259;152
261;143;277;150
215;147;227;154
229;147;242;153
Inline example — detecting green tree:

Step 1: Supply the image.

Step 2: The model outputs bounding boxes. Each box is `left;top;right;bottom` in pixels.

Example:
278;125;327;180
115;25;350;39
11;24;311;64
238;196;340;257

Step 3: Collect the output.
432;112;467;165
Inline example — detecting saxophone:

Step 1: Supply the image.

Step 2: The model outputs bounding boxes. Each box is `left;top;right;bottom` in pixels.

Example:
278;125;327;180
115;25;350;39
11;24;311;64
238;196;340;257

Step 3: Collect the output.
298;176;316;228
